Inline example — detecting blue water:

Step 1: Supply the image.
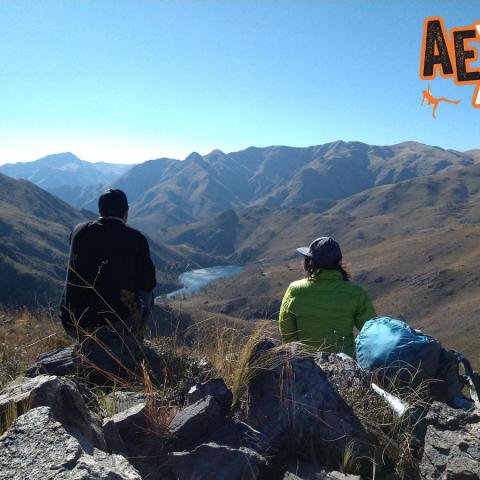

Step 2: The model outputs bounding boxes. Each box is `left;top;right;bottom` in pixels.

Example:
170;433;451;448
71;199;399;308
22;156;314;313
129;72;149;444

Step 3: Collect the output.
164;265;243;299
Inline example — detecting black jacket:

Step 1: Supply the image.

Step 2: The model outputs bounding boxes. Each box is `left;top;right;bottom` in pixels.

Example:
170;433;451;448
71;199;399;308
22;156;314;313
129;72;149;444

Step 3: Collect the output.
61;217;156;332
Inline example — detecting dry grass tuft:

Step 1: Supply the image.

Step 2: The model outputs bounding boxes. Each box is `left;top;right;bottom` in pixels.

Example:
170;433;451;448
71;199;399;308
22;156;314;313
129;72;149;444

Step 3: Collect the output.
0;308;69;388
0;397;31;436
337;366;431;479
142;362;175;435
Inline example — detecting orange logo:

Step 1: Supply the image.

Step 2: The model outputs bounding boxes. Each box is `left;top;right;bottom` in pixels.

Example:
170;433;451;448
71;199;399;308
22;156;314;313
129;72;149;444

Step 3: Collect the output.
421;84;460;118
420;16;480;110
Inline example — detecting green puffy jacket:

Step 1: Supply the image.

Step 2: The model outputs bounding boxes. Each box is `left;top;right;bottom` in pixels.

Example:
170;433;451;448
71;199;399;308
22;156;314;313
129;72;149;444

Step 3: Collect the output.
279;270;376;356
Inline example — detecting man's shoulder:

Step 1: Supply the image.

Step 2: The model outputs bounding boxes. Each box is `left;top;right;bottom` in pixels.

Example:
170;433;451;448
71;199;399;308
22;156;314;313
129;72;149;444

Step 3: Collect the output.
71;220;94;238
124;225;149;243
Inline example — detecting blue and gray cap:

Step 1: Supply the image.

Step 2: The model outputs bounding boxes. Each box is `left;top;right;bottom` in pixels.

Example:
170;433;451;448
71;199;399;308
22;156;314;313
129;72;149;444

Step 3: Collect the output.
296;237;342;267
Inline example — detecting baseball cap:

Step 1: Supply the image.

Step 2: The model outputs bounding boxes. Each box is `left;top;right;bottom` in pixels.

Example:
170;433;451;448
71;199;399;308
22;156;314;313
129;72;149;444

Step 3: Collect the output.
296;237;342;267
98;189;129;216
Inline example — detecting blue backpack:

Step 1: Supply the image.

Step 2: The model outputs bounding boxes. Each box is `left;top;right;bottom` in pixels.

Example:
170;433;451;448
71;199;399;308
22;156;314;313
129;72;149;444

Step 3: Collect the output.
356;317;478;407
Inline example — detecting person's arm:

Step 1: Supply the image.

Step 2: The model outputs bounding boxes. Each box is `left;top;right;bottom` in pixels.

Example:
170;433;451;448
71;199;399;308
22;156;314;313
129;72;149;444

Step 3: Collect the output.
60;223;88;337
354;288;376;331
136;235;157;292
279;286;298;343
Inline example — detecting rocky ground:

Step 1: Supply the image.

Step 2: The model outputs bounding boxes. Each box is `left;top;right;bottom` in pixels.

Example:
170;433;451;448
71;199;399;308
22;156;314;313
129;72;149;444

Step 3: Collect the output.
0;340;479;480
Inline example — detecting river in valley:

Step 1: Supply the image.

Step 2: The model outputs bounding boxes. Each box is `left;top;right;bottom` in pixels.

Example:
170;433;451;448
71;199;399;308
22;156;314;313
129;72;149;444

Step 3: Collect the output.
159;265;243;300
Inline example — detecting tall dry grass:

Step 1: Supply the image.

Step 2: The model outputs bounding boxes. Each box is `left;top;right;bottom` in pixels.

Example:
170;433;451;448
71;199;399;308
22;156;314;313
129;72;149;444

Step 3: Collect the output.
0;307;69;388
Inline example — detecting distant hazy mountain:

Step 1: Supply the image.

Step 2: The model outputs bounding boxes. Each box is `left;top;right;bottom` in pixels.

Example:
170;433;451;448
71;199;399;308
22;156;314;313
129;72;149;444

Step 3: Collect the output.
111;141;474;234
0;153;133;207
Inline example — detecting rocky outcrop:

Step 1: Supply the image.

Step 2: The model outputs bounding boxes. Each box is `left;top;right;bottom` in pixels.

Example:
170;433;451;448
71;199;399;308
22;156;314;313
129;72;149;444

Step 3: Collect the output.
0;406;140;480
283;463;361;479
102;402;168;479
316;352;370;392
187;378;233;415
26;346;79;377
3;343;479;480
420;402;480;479
240;342;371;464
0;374;105;449
167;442;268;480
170;395;224;450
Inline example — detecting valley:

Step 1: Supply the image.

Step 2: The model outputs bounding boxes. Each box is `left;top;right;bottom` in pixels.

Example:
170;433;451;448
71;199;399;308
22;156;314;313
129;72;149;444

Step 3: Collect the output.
1;140;480;365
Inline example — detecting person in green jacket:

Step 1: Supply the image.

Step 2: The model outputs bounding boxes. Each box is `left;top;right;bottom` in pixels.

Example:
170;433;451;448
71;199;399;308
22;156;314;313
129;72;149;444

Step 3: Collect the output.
279;237;375;356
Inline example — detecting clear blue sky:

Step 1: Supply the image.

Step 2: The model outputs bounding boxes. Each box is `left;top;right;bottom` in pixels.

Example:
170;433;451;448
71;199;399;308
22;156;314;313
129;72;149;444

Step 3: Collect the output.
1;0;479;164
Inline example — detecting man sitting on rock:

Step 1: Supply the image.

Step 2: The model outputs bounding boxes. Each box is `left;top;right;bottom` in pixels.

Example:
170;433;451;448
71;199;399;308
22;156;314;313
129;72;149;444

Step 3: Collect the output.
60;188;157;384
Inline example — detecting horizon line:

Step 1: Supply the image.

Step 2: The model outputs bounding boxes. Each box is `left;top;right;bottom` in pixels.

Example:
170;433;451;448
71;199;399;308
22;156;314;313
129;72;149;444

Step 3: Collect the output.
0;138;477;166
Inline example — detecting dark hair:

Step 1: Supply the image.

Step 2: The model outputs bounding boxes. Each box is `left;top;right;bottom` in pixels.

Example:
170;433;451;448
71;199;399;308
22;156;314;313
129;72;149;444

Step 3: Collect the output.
303;257;350;281
98;189;129;218
99;205;128;218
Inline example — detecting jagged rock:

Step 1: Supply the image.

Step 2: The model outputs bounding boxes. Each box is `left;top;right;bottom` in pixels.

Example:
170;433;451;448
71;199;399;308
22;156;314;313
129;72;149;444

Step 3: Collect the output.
420;402;480;479
167;442;267;480
100;391;146;454
169;395;224;450
103;402;146;453
240;342;371;465
26;346;79;377
283;463;361;480
103;402;169;479
187;378;233;415
26;342;170;388
102;418;126;455
206;418;269;451
315;353;370;391
105;391;145;415
0;375;105;450
0;406;140;480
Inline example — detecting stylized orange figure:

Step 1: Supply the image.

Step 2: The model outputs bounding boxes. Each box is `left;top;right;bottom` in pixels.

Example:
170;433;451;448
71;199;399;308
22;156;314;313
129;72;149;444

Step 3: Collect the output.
421;84;460;118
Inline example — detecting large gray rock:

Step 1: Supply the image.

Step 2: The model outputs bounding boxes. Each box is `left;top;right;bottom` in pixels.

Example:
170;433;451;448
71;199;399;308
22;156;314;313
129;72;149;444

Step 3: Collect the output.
188;378;233;415
240;343;370;465
169;395;225;450
420;402;480;479
167;442;267;480
0;375;105;450
0;406;140;480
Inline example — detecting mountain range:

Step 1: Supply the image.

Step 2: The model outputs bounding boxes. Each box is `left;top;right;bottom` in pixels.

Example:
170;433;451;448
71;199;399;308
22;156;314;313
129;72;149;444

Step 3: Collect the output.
0;153;132;208
164;159;480;363
115;141;476;234
2;140;480;365
3;141;474;233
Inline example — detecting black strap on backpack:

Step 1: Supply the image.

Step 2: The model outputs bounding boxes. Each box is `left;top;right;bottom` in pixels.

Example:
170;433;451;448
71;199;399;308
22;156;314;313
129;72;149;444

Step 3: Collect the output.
456;353;480;404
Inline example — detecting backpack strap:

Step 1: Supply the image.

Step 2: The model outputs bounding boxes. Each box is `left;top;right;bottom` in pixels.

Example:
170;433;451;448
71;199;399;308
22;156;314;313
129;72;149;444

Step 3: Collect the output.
457;353;480;405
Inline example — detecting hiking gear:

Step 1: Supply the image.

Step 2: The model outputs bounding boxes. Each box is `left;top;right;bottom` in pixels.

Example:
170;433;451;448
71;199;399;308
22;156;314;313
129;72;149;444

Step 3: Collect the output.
356;317;478;408
296;237;342;267
98;188;129;216
371;382;409;417
279;269;375;356
60;217;156;334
